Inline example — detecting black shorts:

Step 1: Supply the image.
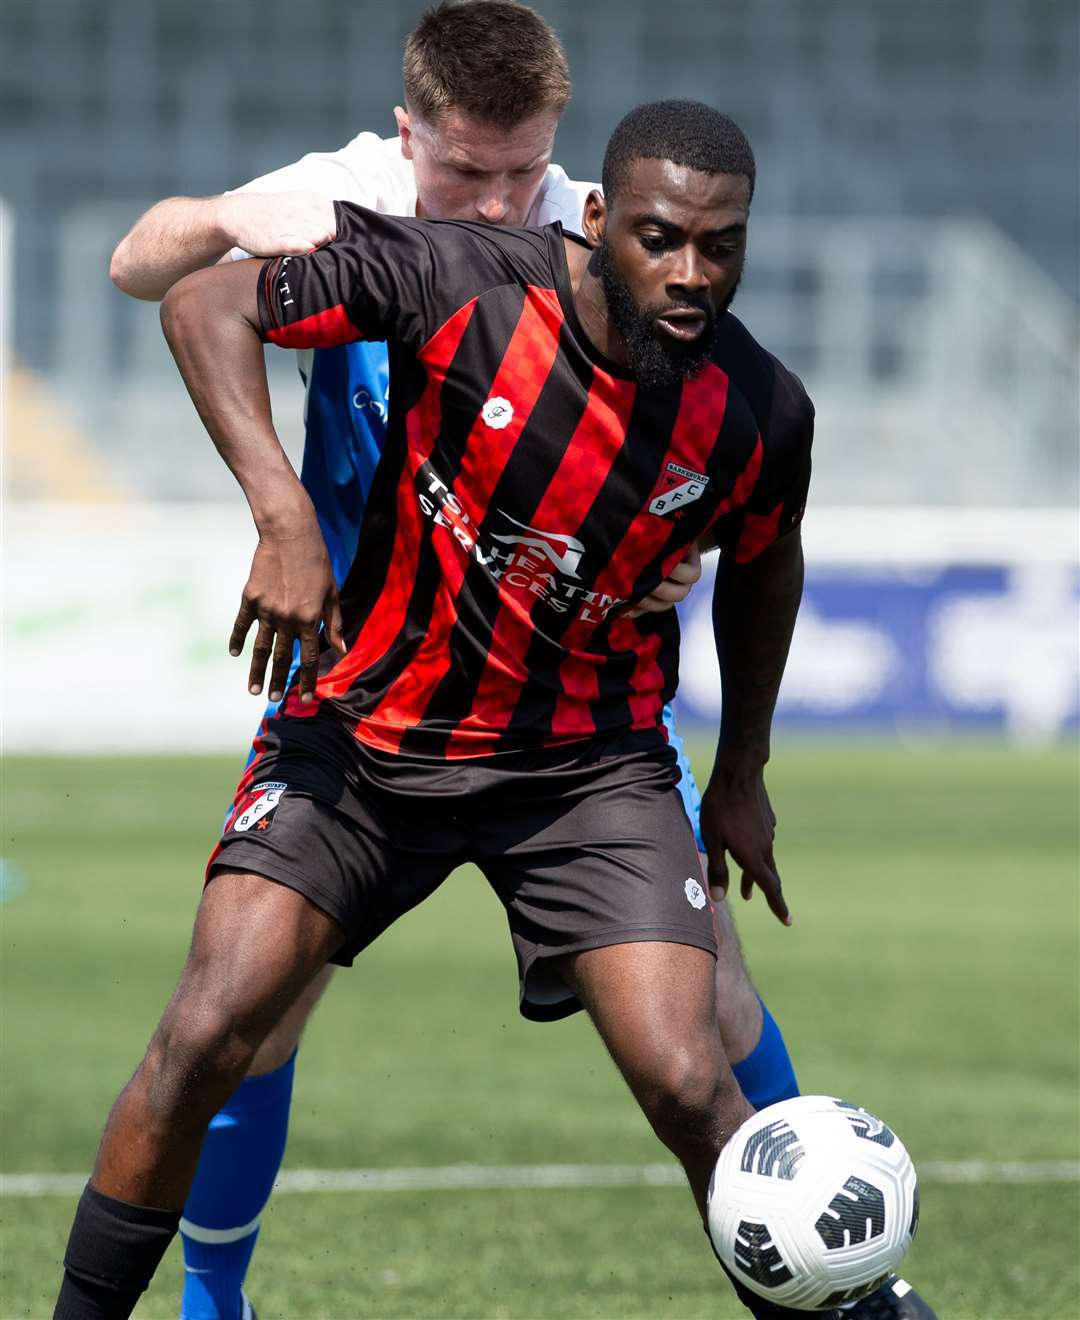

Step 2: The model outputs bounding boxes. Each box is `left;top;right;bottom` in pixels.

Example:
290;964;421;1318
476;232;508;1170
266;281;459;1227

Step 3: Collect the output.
208;718;716;1021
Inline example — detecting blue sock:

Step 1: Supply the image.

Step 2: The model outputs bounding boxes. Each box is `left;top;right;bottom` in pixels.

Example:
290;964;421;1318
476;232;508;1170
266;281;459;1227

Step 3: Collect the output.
731;999;800;1110
180;1052;296;1320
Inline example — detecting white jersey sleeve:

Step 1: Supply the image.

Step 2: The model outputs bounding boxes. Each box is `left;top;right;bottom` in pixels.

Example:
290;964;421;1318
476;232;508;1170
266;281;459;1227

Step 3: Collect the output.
526;163;598;236
225;134;596;258
223;133;418;261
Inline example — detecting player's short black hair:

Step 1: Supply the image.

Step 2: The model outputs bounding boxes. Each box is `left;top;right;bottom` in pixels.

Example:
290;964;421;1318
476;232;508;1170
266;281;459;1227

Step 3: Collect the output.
602;100;756;203
404;0;571;126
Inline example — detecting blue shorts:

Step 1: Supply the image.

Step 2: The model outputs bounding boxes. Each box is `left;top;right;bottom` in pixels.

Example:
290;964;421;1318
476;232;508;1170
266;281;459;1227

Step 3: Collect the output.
662;703;704;851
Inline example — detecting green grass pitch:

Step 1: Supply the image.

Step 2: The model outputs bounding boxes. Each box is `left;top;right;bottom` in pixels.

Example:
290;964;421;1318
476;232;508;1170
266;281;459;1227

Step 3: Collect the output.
2;742;1077;1319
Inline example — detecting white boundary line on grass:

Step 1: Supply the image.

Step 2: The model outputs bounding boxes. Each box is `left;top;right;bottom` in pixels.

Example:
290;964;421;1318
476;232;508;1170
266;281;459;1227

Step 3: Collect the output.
2;1160;1078;1199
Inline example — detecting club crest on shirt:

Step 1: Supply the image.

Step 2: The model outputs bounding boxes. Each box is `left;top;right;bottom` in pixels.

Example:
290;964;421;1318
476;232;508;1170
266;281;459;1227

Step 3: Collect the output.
648;462;710;518
481;396;514;430
231;782;287;833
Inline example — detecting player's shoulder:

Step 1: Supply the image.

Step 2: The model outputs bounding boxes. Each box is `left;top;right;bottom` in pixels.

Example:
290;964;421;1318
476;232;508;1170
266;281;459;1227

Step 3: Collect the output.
232;132;414;214
715;312;815;440
331;201;560;297
527;162;598;235
327;133;415;211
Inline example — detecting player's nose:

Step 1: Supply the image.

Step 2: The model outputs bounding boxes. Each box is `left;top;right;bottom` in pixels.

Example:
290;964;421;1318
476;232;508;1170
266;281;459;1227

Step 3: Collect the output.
476;193;510;224
667;250;710;295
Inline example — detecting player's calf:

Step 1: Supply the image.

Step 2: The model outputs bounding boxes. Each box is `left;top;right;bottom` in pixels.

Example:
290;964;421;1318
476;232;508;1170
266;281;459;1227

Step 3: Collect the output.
54;872;343;1320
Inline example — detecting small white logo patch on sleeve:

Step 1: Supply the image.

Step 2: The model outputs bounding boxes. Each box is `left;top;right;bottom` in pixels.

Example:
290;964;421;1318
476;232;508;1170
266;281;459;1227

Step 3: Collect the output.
684;877;707;910
482;397;514;429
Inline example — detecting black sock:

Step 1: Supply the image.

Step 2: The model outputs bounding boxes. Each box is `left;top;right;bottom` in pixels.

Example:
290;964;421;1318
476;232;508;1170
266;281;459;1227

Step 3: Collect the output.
54;1183;181;1320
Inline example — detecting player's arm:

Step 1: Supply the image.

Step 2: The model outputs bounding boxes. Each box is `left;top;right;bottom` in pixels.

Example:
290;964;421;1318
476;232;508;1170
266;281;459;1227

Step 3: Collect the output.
160;257;345;701
700;527;804;925
162;203;511;699
699;379;814;926
110;192;337;301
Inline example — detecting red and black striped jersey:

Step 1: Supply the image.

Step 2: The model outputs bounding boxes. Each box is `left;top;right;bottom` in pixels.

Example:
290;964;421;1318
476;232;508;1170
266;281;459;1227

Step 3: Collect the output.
257;202;813;760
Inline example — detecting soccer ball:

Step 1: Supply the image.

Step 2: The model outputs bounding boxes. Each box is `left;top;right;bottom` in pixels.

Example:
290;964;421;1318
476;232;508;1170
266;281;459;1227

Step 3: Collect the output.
707;1095;919;1312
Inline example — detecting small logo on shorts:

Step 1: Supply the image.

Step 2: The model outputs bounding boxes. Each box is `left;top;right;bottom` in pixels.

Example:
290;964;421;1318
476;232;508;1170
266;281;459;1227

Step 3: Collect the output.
684;877;707;910
232;781;287;833
481;396;514;429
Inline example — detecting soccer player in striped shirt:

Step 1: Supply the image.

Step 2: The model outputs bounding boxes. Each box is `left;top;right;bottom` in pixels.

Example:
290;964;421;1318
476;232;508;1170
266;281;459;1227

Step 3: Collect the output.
101;8;933;1320
105;9;805;1320
58;99;930;1320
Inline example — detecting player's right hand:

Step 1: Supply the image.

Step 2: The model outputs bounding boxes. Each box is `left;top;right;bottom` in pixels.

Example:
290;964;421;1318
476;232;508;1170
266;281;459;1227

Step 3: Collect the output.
229;518;346;705
220;191;337;257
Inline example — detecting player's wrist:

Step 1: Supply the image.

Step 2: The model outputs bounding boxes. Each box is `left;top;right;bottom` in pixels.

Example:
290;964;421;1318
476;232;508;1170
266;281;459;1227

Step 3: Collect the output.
710;741;769;785
211;193;243;250
248;481;317;539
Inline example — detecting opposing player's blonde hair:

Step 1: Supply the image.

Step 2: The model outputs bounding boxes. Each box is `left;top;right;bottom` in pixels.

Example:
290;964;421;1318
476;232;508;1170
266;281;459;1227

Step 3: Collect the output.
403;0;571;127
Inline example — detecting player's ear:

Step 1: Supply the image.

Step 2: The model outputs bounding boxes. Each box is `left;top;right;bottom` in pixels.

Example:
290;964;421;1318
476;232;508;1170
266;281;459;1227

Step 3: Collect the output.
394;105;414;159
581;189;606;247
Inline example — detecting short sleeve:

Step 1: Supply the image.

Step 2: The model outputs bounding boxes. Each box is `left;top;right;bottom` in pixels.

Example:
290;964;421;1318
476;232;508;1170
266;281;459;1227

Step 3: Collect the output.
256;202;553;353
711;374;813;565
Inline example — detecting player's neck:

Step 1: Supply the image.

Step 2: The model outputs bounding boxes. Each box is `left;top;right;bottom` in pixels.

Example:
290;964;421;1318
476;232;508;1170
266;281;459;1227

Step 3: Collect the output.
563;237;631;370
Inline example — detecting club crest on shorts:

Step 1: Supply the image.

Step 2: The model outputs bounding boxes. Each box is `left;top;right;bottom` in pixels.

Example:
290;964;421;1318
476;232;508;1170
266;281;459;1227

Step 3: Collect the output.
685;877;708;910
648;462;710;518
231;781;287;833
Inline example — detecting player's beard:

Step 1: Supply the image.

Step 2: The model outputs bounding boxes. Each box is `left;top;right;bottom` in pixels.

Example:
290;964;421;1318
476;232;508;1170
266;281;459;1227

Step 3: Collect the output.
596;239;740;390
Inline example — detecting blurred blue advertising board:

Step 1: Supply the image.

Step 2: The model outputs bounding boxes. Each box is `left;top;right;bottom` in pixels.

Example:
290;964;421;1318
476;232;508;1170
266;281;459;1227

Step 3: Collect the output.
676;514;1079;741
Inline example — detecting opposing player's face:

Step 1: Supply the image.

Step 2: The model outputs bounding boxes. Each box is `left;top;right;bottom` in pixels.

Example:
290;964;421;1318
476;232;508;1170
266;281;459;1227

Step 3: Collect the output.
396;105;559;226
589;158;749;387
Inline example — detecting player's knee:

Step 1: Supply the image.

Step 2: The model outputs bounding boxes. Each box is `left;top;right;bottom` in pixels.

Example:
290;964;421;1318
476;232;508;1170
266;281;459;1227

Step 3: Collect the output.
143;995;261;1119
641;1041;736;1140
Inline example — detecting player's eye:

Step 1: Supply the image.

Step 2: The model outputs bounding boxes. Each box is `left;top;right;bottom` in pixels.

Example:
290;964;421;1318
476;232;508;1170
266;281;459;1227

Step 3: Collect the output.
639;233;671;253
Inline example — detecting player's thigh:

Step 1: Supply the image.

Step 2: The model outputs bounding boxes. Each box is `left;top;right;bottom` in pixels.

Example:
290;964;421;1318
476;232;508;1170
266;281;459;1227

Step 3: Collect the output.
248;961;336;1076
557;938;725;1098
211;756;462;967
478;740;717;1022
163;868;345;1057
710;875;763;1053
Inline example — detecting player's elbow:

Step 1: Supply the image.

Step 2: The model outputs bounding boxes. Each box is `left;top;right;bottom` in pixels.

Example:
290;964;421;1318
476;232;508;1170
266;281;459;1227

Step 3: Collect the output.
110;237;161;301
109;239;135;294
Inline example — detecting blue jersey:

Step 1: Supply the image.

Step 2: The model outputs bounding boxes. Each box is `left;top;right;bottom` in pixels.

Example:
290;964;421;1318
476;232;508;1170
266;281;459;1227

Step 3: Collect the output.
266;340;705;849
297;341;390;584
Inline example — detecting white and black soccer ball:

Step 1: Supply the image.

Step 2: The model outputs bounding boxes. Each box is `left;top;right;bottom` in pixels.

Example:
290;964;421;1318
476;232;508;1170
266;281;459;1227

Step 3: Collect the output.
707;1095;920;1312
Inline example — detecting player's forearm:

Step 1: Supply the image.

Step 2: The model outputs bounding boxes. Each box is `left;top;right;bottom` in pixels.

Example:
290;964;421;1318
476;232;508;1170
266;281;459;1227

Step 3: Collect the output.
160;262;311;533
111;196;235;302
712;528;804;772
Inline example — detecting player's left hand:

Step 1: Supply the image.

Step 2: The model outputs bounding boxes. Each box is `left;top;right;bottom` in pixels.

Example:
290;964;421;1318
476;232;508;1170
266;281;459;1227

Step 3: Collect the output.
699;758;790;926
627;541;702;618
